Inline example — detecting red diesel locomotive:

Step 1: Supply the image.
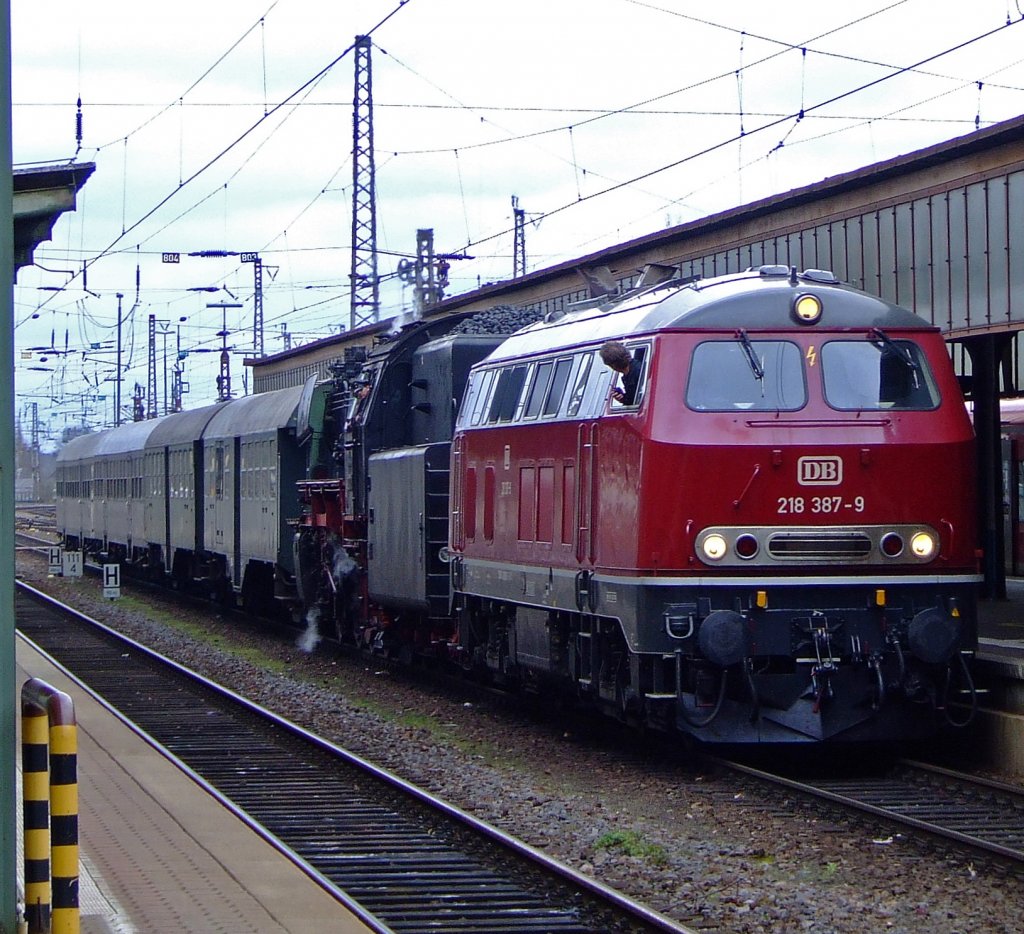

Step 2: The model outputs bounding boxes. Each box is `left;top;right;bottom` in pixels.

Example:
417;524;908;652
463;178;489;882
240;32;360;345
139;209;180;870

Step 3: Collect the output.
446;265;980;743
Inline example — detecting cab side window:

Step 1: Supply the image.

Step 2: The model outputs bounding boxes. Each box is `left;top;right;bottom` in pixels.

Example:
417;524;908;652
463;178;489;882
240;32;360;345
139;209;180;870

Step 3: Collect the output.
609;345;649;409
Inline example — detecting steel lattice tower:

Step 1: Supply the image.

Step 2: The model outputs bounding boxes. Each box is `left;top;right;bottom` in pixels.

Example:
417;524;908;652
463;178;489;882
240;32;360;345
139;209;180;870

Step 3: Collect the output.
146;314;157;419
350;35;379;331
30;402;39;500
414;228;438;313
512;195;526;278
250;255;264;357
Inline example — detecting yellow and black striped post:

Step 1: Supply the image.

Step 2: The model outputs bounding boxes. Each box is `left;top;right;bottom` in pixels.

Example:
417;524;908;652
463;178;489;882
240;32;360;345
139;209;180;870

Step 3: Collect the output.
21;678;80;934
21;685;50;933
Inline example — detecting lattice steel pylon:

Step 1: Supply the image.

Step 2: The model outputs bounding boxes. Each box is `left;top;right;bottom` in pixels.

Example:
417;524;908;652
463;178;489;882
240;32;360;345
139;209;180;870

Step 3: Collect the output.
512;195;526;278
146;314;158;419
350;35;379;331
414;228;438;314
30;402;40;500
250;254;264;357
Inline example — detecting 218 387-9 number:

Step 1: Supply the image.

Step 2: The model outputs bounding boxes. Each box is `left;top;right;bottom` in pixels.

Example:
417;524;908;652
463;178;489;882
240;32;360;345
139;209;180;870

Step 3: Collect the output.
777;495;865;514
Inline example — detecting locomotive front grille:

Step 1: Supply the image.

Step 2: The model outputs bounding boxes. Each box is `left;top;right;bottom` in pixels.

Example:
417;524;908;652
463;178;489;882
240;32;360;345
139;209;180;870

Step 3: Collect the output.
766;531;873;560
697;524;942;566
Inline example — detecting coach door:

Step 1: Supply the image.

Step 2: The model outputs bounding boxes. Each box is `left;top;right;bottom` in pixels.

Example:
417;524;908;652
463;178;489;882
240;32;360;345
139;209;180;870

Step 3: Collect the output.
233;437;242;587
206;440;230;553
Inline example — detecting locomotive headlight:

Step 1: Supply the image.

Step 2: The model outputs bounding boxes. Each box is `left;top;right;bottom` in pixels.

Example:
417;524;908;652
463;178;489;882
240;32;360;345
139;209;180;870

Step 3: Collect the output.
793;293;822;324
701;533;728;561
910;531;937;559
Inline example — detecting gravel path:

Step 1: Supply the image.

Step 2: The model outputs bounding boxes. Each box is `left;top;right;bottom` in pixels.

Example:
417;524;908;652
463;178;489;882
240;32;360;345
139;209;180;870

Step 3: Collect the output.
16;554;1024;934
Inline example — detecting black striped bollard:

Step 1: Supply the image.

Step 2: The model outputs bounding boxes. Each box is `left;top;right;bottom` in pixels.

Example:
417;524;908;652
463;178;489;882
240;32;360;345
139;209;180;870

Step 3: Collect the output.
21;678;79;934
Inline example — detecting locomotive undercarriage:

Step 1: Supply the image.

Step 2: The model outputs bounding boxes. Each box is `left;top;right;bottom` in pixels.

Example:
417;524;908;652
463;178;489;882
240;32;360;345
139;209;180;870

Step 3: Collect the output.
449;600;979;743
451;562;980;743
291;540;978;742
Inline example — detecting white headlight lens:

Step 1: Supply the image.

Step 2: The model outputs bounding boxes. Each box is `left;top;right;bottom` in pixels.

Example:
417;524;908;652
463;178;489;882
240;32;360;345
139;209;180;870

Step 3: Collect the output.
794;293;822;323
910;531;936;559
702;534;728;561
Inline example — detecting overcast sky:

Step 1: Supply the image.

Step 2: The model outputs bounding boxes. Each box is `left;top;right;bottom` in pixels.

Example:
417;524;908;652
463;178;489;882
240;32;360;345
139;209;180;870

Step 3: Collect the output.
11;0;1024;441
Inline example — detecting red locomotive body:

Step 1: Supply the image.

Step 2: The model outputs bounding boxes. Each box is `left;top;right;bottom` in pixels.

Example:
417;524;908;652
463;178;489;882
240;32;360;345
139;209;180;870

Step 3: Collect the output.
450;266;979;743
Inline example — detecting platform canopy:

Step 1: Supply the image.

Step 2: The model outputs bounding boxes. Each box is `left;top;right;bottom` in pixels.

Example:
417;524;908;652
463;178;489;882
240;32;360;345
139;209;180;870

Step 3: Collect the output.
12;161;94;276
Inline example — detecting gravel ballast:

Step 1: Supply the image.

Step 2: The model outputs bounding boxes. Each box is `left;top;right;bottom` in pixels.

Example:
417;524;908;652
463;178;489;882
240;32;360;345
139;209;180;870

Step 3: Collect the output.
16;555;1024;934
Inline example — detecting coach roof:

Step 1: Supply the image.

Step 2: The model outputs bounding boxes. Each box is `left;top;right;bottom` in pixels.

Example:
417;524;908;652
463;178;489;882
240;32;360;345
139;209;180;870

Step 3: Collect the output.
56;416;171;463
145;401;227;449
203;384;304;441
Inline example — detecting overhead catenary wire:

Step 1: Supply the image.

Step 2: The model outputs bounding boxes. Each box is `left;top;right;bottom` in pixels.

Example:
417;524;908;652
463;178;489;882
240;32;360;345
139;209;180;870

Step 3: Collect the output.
14;3;1024;428
446;14;1024;257
87;2;283;155
32;0;416;317
27;5;1019;294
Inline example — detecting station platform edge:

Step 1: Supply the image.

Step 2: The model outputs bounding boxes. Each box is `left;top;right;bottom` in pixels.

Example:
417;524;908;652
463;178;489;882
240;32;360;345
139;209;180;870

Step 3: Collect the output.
14;636;374;934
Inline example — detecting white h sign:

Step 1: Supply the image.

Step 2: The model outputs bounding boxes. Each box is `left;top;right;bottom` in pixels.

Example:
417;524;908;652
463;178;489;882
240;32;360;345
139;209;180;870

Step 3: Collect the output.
103;564;121;600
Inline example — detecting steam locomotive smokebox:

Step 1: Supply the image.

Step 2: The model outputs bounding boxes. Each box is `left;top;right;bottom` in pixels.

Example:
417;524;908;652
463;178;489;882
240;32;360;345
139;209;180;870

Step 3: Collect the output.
367;442;451;613
410;335;505;445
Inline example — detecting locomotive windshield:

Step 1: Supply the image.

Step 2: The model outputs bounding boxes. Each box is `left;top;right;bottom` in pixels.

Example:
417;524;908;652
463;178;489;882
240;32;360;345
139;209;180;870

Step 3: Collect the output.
821;338;940;410
686;339;806;411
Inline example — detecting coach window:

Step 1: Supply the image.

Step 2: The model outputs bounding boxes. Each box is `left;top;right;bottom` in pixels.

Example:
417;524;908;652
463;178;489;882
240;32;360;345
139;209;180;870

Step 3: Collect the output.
215;446;226;499
821;339;940;410
687;339;806;411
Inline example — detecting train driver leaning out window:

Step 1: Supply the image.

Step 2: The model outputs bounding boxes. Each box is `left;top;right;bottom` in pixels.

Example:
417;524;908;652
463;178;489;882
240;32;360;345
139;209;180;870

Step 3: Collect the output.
600;340;641;406
345;377;372;431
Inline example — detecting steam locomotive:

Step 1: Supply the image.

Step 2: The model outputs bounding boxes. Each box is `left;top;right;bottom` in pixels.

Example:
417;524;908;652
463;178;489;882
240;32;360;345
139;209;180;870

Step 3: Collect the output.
56;265;981;744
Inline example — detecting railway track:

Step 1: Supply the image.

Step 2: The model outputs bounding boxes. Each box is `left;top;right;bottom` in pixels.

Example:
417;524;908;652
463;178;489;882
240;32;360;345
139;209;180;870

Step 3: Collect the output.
15;581;691;934
15;503;56;533
15;530;58;550
719;756;1024;866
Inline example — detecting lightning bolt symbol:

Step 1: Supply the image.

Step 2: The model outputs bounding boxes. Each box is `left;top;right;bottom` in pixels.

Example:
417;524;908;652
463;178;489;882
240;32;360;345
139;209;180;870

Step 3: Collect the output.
806;345;817;367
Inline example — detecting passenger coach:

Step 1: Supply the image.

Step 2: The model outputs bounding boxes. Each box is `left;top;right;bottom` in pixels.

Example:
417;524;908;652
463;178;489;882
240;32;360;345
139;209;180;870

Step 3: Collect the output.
56;384;309;608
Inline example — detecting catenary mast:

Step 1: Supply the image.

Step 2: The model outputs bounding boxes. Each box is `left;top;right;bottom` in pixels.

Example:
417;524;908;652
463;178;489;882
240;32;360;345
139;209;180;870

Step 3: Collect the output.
350;35;379;330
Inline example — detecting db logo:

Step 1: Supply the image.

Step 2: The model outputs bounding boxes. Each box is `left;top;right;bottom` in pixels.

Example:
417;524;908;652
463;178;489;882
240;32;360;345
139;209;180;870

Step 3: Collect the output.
797;455;843;486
